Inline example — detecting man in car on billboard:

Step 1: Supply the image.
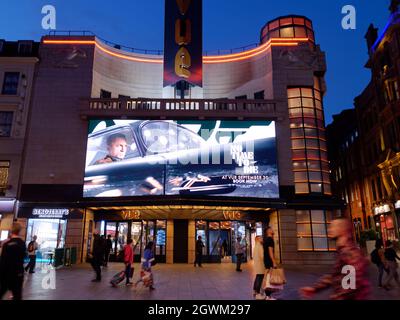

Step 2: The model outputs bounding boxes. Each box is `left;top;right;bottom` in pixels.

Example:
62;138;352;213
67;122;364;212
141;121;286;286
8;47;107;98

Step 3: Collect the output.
95;133;129;165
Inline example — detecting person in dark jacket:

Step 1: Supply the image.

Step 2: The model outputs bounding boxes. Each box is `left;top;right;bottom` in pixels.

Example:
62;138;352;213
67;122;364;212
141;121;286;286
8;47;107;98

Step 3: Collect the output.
194;236;204;267
0;223;26;300
383;240;400;290
104;234;113;267
90;233;105;282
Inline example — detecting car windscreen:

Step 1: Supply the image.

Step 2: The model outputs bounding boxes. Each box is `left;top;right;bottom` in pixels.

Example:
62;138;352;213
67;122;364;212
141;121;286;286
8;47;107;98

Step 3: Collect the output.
140;121;205;154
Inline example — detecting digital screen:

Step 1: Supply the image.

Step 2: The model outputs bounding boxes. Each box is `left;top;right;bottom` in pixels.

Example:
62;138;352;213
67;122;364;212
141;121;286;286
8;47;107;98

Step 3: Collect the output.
83;120;279;198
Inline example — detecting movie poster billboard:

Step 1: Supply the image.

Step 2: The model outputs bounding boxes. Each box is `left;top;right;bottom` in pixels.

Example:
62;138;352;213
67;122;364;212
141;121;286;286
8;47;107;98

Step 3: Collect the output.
83;120;279;198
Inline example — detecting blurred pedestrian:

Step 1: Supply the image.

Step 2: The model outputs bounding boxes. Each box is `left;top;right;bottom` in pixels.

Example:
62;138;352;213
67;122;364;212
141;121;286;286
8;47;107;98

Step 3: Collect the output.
194;236;204;267
263;227;277;300
25;235;38;273
383;240;400;290
137;241;155;290
252;236;265;299
222;239;228;258
104;234;113;267
300;218;370;300
89;232;105;282
370;239;388;288
235;236;246;272
0;223;26;300
123;238;134;286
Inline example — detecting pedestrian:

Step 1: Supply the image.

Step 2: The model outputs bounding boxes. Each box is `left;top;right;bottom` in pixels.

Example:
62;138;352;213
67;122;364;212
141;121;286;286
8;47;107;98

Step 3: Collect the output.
194;235;204;267
235;236;246;272
138;241;155;290
252;236;265;300
104;234;113;267
123;238;134;286
300;218;370;300
370;239;388;288
222;239;228;258
24;235;39;274
383;240;400;290
263;226;278;300
0;223;26;300
89;232;105;282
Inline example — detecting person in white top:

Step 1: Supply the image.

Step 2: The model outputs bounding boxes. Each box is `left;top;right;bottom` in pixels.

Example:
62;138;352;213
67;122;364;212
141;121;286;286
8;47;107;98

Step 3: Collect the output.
252;236;265;299
25;235;39;274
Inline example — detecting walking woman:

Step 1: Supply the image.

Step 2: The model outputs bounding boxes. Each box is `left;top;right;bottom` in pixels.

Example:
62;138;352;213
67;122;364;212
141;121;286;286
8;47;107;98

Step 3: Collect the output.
263;227;277;300
139;241;156;290
252;236;265;300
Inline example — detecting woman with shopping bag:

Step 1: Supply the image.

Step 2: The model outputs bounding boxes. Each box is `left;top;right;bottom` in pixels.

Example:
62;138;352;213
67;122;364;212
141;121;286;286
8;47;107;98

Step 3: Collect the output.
135;241;156;290
262;226;285;300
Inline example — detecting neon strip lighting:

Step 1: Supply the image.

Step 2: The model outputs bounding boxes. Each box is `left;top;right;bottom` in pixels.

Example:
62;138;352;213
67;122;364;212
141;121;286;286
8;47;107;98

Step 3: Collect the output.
43;37;311;64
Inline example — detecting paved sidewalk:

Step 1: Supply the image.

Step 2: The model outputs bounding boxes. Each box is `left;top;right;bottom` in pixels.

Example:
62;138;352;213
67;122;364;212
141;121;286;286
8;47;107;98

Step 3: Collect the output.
16;262;400;300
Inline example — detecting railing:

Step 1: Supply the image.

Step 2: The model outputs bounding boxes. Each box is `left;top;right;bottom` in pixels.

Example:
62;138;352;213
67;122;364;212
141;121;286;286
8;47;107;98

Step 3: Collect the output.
81;98;277;118
47;30;261;56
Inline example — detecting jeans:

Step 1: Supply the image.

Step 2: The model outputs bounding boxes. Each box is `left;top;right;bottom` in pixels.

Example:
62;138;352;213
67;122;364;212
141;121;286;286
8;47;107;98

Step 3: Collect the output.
377;263;388;287
25;255;36;273
194;253;202;266
236;253;243;271
253;274;264;293
0;274;24;300
125;264;132;284
91;259;102;280
384;261;400;287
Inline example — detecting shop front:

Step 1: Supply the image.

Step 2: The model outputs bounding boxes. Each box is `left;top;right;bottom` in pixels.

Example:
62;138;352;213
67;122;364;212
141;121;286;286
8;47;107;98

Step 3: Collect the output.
90;206;271;265
373;204;399;244
17;207;84;265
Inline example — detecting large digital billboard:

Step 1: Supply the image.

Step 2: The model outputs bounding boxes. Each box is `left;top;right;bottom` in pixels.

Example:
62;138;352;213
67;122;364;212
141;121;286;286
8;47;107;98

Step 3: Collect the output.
83;120;279;198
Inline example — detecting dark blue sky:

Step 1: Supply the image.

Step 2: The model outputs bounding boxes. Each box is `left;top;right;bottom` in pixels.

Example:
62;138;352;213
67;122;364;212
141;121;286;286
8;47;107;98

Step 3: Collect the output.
0;1;391;123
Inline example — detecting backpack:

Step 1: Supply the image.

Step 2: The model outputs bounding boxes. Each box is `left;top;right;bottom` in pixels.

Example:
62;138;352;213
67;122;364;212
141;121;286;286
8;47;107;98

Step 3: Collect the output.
370;248;381;265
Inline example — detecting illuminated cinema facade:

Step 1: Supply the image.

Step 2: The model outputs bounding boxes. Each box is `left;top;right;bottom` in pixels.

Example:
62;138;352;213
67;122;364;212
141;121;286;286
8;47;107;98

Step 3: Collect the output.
10;2;343;266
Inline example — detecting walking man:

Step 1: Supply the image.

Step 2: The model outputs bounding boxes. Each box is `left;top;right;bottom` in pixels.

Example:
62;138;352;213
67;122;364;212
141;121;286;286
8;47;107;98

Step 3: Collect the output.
25;235;38;273
235;236;246;272
0;223;26;300
90;232;105;282
194;236;204;267
104;234;113;267
383;240;400;290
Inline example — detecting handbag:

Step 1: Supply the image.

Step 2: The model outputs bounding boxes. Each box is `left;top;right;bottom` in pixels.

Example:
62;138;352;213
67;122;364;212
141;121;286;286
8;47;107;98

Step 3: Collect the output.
269;268;286;285
263;272;284;291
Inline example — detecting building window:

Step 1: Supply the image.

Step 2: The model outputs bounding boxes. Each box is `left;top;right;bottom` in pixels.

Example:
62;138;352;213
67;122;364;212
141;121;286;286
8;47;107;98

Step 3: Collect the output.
0;111;13;137
254;91;265;100
296;210;335;251
100;89;112;98
288;78;331;195
2;72;20;95
0;161;10;196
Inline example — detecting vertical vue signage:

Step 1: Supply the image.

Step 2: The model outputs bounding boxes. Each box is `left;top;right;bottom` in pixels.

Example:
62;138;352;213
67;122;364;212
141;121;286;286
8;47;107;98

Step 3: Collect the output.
163;0;203;87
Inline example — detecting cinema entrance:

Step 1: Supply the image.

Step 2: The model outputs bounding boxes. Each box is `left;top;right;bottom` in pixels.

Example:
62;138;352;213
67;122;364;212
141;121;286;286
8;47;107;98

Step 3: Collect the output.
95;219;167;263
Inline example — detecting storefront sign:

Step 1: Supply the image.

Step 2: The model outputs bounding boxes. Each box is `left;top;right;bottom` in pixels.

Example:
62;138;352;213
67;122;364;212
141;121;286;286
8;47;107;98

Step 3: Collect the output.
121;210;141;220
374;204;391;215
0;199;15;213
223;211;242;220
32;208;69;219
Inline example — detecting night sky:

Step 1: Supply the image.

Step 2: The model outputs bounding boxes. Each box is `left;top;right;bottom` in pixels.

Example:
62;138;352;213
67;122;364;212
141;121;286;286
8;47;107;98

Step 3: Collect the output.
0;0;391;123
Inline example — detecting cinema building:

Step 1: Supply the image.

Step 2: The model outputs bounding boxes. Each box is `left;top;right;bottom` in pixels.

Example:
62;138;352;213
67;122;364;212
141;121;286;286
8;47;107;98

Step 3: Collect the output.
4;9;343;265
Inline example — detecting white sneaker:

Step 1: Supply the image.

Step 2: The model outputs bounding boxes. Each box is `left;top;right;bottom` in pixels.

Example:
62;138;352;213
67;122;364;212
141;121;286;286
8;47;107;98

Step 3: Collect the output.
255;294;265;300
265;296;277;300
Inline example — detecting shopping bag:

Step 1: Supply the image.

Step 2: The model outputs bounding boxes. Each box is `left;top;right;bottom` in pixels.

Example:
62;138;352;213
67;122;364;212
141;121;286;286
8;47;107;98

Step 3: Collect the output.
269;268;286;285
263;272;284;291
